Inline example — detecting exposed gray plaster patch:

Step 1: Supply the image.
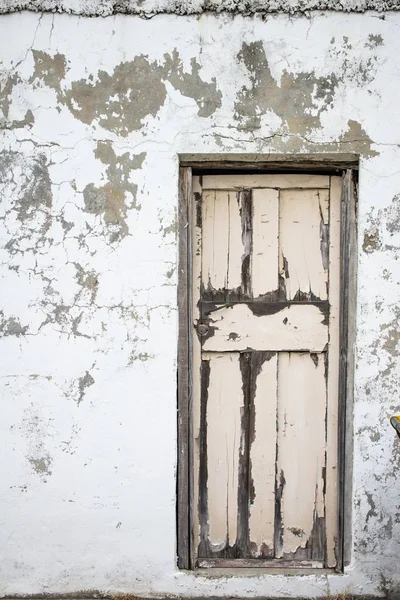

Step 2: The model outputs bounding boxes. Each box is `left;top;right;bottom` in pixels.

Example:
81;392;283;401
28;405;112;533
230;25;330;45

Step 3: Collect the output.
0;151;53;258
158;208;177;239
363;230;381;253
234;40;380;144
367;303;400;386
367;33;384;47
213;117;378;156
365;194;400;255
28;453;53;477
74;263;99;303
329;35;381;85
82;142;146;243
29;49;67;104
21;407;54;482
365;491;378;523
0;73;19;120
358;424;382;443
129;349;154;363
0;70;35;130
77;370;95;404
163;50;222;118
64;52;221;134
0;0;399;16
0;312;28;337
15;153;52;223
385;194;400;234
30;49;67;85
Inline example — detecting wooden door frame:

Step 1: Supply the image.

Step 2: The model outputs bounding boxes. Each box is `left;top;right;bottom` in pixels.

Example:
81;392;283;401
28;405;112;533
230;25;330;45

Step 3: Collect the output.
177;154;358;572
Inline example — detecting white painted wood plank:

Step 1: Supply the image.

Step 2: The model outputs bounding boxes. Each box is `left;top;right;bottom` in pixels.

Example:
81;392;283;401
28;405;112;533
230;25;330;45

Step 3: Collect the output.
252;189;279;298
203;304;328;352
202;174;330;190
276;352;327;558
249;353;278;557
227;191;243;291
279;189;329;301
202;190;229;291
206;353;242;550
326;176;341;567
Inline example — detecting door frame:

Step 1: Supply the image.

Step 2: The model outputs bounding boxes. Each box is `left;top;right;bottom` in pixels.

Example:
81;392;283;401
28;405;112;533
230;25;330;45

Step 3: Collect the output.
177;154;358;572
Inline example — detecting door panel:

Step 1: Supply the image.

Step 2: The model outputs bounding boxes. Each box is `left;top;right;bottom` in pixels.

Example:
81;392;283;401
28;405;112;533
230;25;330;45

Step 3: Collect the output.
279;189;329;300
248;352;277;558
275;352;326;561
198;353;242;555
192;173;340;569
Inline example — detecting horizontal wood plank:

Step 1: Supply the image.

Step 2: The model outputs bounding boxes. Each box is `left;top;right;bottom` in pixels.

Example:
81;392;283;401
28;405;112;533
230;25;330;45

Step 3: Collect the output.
202;174;330;190
197;558;324;568
202;303;328;352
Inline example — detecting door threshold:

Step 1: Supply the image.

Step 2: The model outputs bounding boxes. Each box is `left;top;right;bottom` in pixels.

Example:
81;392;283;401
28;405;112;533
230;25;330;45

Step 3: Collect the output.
197;558;324;569
193;566;337;577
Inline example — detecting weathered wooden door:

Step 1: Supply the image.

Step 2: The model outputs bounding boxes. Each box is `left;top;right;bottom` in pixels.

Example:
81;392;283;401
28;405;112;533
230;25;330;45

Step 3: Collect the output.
191;174;341;569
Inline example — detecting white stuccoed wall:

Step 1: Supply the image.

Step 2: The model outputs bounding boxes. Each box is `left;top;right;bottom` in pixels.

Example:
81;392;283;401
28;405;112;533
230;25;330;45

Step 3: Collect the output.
0;8;400;598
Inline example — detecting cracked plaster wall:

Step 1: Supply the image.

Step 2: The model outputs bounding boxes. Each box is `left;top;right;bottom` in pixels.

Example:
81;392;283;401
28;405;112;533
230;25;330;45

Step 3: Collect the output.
0;9;400;599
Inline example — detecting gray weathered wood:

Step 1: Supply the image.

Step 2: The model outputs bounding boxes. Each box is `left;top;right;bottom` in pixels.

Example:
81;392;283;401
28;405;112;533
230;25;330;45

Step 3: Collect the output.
196;558;324;569
179;154;359;173
177;166;192;569
337;169;357;572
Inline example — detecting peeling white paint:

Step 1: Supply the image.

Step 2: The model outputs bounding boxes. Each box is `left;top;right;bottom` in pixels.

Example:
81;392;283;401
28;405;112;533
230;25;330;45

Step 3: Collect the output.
0;8;399;599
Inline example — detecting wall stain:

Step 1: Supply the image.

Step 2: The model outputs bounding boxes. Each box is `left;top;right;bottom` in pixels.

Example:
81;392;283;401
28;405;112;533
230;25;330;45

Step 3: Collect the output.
82;142;146;243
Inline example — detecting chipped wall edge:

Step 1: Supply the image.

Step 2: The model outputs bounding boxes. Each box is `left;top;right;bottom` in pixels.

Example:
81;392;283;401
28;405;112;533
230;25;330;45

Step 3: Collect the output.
0;0;400;17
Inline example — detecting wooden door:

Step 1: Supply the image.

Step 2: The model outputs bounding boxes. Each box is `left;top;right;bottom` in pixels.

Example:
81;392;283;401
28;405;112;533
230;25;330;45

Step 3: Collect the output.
191;174;341;569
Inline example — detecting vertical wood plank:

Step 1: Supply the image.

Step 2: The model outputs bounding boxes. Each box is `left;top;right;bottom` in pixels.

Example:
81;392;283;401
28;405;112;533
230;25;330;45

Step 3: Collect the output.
191;175;202;566
202;191;229;294
279;189;329;301
199;352;243;556
275;352;327;561
252;189;279;298
177;166;192;569
326;176;341;568
239;189;253;297
227;191;243;292
338;169;357;570
249;353;278;557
